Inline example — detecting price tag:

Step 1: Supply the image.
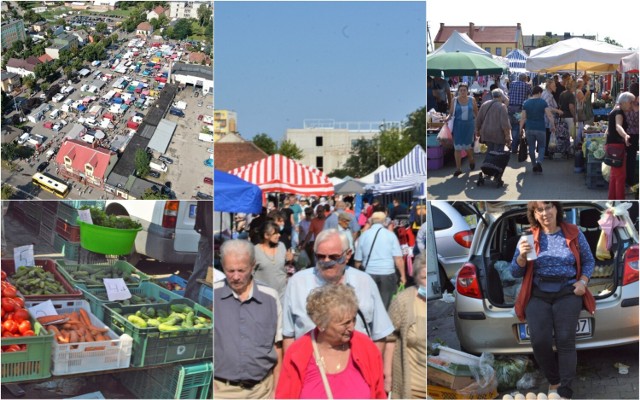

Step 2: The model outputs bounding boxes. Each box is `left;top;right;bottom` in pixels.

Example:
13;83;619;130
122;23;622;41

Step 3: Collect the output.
13;245;35;268
77;209;93;224
104;278;132;301
28;300;58;318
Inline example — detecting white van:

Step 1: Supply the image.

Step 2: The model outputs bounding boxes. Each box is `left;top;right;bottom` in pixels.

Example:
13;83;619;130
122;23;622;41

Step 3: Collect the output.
50;109;60;119
104;200;201;263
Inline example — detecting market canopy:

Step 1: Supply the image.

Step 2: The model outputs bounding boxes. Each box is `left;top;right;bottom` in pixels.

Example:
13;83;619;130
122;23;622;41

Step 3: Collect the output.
430;31;492;57
427;50;507;77
334;179;366;195
620;52;639;73
229;154;334;196
358;165;387;184
366;145;426;194
214;169;263;214
505;49;529;73
526;37;636;73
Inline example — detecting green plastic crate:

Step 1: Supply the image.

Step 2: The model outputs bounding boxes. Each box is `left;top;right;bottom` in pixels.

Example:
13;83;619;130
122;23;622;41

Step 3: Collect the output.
197;284;212;309
0;318;54;383
56;260;150;288
53;233;81;261
104;298;213;367
80;281;184;322
119;360;213;399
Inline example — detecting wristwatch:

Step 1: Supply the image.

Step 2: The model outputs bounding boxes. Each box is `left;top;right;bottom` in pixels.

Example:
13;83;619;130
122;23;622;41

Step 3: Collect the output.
579;279;588;286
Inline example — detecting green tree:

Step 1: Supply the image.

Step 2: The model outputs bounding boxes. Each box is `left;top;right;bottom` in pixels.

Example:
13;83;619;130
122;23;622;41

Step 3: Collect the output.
64;66;74;80
404;106;426;149
603;36;622;47
252;133;278;155
149;17;160;31
1;184;16;200
95;22;108;34
379;127;413;166
158;14;169;27
537;36;559;48
1;143;18;161
11;40;24;55
140;188;170;199
110;33;119;43
171;19;193;40
22;75;36;93
134;149;151;177
197;4;212;27
341;137;380;178
278;140;304;160
1;91;10;115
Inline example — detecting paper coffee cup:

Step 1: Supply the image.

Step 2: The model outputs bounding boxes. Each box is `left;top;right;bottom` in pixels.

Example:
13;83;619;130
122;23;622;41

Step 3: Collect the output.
521;234;537;261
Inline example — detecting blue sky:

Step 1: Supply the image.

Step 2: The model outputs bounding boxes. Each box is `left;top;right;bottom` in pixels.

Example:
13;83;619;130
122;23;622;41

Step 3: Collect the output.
214;1;426;142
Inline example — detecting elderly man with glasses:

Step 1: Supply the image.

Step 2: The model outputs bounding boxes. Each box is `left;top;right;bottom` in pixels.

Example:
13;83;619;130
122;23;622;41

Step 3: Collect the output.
282;229;393;356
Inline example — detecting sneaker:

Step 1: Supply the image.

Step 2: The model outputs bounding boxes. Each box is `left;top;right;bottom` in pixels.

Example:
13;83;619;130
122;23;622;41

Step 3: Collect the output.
537;163;543;174
453;170;462;177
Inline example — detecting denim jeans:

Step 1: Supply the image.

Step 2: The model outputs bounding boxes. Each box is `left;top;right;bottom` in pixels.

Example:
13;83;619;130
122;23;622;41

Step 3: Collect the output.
526;129;546;165
526;287;583;399
368;272;398;310
184;235;213;302
510;122;520;152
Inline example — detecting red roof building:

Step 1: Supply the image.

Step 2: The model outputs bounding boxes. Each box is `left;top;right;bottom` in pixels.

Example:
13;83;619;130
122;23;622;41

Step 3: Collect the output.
434;22;524;56
214;141;269;173
55;139;118;189
38;54;54;63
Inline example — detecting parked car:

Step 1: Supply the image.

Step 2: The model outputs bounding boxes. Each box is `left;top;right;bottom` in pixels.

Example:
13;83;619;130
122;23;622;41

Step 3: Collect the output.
148;171;161;179
203;177;213;185
431;201;477;291
454;201;639;354
158;155;173;165
36;161;49;172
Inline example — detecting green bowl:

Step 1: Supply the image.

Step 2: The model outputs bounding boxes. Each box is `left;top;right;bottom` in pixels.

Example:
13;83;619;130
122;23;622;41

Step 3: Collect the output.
77;219;142;255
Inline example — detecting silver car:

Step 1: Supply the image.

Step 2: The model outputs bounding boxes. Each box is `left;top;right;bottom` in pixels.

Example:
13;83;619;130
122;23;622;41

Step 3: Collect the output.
454;201;639;354
432;201;477;289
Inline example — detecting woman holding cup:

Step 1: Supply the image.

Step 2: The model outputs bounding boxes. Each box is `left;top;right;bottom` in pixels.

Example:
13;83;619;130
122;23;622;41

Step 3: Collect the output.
511;201;595;399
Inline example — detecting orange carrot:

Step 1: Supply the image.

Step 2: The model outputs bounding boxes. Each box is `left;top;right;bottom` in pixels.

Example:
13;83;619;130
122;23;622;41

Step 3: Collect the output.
79;309;92;326
69;331;79;343
37;315;68;325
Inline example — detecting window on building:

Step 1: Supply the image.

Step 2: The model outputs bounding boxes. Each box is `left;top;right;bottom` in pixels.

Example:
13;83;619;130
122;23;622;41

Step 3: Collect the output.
485;47;491;54
316;136;323;146
496;47;502;56
316;156;323;170
506;47;512;54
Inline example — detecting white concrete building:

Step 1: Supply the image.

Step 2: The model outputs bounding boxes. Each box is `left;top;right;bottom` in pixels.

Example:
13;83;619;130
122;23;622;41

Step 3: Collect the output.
171;63;213;94
285;120;400;173
168;1;210;19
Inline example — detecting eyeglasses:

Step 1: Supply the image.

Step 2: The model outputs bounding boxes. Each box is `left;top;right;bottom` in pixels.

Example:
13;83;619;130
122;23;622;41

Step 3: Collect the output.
315;251;346;261
534;204;555;214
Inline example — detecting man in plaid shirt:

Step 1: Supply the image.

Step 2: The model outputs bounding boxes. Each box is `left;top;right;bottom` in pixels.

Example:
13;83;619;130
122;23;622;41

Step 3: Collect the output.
508;73;532;152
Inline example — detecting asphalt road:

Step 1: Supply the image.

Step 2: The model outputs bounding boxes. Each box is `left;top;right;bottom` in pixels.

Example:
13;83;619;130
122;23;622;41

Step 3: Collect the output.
427;148;637;200
427;299;639;399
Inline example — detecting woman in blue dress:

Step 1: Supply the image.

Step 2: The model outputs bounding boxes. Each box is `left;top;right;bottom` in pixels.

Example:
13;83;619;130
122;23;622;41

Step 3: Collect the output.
446;83;478;177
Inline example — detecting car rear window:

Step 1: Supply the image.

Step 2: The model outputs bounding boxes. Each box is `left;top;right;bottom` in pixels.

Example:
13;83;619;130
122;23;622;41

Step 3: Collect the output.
432;206;452;231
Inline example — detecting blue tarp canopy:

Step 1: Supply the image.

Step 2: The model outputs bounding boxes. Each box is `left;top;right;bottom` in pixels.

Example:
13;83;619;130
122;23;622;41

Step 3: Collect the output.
77;105;86;111
214;169;263;214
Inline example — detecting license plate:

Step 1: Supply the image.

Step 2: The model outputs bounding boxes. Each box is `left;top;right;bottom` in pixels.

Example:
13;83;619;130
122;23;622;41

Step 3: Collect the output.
518;318;592;340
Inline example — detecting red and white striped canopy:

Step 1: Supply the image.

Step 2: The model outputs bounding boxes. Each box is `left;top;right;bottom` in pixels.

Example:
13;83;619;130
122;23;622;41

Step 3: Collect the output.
229;154;334;196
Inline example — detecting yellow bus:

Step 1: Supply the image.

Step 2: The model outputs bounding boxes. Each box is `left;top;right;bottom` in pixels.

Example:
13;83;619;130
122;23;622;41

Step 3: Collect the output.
32;172;70;198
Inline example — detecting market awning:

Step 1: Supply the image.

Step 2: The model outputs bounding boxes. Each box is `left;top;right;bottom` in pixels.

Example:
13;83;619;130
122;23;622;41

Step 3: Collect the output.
214;169;263;214
366;145;426;194
229;154;334;196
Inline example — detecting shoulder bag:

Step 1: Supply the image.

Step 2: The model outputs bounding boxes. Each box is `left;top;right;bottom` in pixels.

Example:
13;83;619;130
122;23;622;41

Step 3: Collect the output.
518;135;528;162
312;330;334;400
603;143;625;167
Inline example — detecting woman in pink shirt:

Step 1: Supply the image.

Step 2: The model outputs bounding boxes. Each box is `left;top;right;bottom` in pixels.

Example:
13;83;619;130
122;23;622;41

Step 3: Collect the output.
275;284;386;399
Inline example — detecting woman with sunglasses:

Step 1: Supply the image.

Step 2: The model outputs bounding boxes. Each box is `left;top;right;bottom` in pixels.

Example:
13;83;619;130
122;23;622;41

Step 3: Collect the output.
512;202;595;399
276;284;386;399
254;221;293;303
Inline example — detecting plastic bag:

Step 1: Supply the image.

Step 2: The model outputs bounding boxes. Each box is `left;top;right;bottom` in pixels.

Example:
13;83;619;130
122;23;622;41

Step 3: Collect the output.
459;352;497;397
493;355;529;392
548;132;557;150
516;372;537;391
596;231;611;261
494;261;523;303
437;121;453;143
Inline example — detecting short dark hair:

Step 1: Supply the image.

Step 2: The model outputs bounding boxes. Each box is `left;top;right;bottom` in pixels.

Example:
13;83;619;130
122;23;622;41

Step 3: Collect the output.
490;83;498;91
526;201;564;229
532;85;544;95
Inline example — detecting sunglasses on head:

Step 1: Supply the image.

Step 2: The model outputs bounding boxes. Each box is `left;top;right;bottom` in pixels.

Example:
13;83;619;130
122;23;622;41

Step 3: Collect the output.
315;250;347;261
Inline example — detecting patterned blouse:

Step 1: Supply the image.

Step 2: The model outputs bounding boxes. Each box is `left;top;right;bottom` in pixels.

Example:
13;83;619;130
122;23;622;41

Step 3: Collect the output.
510;229;594;285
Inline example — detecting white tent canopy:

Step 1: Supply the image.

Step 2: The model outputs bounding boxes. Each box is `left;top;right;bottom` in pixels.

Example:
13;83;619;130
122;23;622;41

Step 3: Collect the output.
431;30;492;57
526;37;635;73
358;165;387;185
620;52;639;73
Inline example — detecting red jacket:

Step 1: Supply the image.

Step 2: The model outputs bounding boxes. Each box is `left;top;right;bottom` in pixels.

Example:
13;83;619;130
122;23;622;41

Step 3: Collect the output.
514;222;596;322
275;330;386;399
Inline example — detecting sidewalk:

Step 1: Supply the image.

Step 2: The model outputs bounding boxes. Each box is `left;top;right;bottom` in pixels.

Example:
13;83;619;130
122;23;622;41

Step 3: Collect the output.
427;149;636;200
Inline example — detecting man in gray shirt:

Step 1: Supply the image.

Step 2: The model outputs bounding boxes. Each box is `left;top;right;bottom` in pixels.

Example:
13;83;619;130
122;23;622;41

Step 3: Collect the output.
214;239;282;399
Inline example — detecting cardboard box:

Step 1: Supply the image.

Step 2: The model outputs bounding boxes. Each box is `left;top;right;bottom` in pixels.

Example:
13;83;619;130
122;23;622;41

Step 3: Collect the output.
427;346;481;390
427;364;476;390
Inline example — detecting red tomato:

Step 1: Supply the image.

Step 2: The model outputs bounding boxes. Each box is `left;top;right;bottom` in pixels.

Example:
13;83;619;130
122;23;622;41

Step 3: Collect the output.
2;285;17;299
1;308;5;319
22;330;35;337
12;297;24;308
18;320;32;335
2;298;16;313
2;320;18;334
2;331;15;338
1;270;6;280
4;344;22;352
13;309;29;324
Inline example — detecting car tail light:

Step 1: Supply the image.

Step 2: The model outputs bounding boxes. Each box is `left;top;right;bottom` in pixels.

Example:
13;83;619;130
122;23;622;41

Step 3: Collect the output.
454;230;474;248
162;201;179;229
456;263;482;299
622;244;638;286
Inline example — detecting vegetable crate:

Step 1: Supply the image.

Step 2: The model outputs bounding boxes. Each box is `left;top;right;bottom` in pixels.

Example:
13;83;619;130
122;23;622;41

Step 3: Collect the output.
56;260;150;288
1;318;53;383
427;384;497;400
24;300;132;376
104;298;213;367
118;360;213;399
2;258;83;301
154;275;188;296
53;233;81;261
80;281;184;322
55;218;82;242
197;284;212;309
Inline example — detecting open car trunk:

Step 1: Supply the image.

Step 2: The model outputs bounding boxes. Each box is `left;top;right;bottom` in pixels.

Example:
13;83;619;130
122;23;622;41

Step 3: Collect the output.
481;203;634;307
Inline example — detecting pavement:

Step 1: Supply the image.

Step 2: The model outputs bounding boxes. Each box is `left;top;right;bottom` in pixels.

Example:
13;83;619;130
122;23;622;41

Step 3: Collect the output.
427;298;639;399
427;148;638;200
